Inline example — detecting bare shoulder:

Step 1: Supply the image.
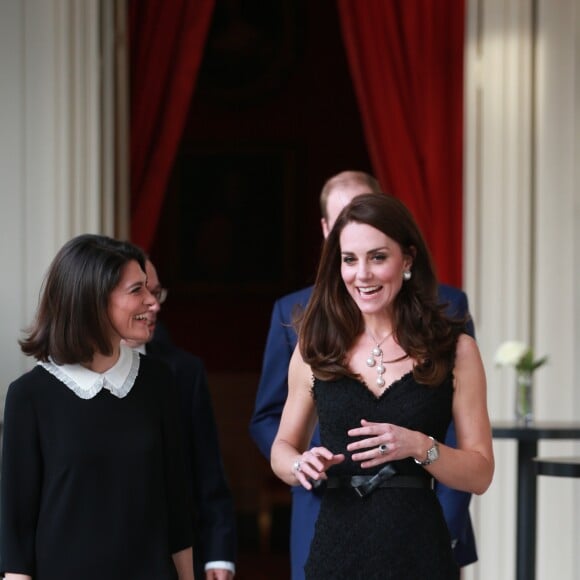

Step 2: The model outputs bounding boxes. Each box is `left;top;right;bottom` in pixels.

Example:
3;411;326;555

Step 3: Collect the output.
289;344;313;388
454;333;486;394
456;333;479;358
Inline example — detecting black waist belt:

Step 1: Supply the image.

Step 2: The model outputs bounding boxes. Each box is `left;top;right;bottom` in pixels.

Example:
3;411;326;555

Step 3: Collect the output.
325;464;433;498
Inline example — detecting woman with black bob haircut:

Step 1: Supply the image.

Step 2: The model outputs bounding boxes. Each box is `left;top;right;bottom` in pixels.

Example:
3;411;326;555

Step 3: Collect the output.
1;234;194;580
271;194;493;579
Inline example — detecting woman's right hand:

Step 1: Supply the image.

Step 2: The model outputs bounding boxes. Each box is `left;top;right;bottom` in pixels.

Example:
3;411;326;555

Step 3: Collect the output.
291;446;345;490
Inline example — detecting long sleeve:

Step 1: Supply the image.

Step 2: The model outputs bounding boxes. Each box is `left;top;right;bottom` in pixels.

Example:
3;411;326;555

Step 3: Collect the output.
159;367;194;554
188;357;236;568
249;297;298;459
0;376;42;577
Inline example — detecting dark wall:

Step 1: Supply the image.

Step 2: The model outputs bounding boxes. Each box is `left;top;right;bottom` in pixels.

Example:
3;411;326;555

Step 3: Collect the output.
150;0;372;372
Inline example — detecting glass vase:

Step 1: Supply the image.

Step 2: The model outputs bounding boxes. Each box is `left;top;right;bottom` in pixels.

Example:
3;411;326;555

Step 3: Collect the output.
515;370;534;424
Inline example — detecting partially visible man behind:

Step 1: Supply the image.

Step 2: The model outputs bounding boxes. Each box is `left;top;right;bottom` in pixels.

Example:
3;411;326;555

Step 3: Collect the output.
249;170;477;579
127;259;237;580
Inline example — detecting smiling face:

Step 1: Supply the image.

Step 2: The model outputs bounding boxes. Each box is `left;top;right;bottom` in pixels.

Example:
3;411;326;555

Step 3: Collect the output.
107;260;157;346
340;222;412;319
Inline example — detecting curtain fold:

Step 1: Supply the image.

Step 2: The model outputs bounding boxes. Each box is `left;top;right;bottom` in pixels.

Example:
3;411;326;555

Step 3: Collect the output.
129;0;215;251
337;0;465;286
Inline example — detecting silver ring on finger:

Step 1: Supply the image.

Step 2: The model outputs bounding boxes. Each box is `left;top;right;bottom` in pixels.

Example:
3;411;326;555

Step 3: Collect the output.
378;443;389;455
292;459;303;473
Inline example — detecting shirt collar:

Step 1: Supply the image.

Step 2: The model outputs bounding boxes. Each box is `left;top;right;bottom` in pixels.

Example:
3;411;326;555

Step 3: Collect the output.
39;343;140;400
133;343;147;355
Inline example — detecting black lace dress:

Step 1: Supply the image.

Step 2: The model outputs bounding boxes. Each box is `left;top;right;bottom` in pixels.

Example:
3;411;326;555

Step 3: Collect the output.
304;372;459;580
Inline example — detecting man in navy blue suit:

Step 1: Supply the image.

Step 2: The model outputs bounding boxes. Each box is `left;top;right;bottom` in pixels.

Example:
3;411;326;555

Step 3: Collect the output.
249;171;477;579
129;259;237;580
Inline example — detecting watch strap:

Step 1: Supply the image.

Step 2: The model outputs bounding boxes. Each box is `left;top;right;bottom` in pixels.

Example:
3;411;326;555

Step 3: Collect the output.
414;436;439;466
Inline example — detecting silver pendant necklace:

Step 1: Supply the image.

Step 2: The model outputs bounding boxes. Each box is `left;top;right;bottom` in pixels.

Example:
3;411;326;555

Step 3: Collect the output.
365;330;393;388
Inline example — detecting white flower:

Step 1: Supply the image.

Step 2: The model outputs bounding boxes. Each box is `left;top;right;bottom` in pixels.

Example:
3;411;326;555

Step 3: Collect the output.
495;340;548;372
494;341;528;367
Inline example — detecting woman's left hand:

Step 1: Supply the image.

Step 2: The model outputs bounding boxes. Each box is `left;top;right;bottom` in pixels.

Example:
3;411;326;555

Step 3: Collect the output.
346;419;419;468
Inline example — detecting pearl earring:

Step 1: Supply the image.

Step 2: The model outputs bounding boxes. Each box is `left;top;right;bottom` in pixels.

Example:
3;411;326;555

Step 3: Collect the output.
403;270;412;281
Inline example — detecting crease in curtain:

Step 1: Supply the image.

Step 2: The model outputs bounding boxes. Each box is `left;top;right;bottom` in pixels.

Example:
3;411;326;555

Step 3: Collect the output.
337;0;465;286
129;0;215;252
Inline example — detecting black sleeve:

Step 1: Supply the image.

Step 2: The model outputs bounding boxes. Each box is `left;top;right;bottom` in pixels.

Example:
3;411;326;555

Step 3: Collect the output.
186;356;237;566
0;376;42;576
158;364;194;554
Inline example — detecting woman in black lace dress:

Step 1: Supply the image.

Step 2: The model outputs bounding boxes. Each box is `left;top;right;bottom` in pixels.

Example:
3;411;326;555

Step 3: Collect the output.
271;195;494;579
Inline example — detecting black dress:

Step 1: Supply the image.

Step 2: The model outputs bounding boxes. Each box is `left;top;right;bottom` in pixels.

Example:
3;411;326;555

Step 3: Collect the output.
0;354;192;580
305;372;459;580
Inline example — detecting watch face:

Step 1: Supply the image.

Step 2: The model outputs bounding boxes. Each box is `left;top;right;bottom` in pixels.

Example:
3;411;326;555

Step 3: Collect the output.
428;443;439;462
414;438;439;465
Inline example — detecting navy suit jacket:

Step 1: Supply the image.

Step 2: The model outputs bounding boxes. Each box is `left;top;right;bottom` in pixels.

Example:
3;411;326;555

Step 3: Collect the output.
250;284;477;579
147;327;237;579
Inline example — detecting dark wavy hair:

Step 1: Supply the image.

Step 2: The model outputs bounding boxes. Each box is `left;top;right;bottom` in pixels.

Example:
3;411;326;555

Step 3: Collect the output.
20;234;146;364
298;194;463;386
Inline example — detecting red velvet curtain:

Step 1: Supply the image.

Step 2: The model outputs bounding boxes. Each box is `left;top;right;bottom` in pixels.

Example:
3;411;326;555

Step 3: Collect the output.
129;0;215;252
337;0;465;286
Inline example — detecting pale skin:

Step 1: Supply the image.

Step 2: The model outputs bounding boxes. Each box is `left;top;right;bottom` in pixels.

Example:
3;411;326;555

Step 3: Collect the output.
123;259;163;347
172;548;195;580
4;261;196;580
271;223;494;497
91;259;158;373
320;179;377;238
205;570;232;580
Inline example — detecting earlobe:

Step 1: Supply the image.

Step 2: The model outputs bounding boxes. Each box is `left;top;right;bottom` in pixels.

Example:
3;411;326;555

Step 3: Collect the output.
321;218;330;239
402;254;414;281
404;247;416;271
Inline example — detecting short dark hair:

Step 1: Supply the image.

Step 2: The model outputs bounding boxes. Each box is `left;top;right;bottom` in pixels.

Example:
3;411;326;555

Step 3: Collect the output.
319;171;382;220
20;234;146;364
299;194;463;386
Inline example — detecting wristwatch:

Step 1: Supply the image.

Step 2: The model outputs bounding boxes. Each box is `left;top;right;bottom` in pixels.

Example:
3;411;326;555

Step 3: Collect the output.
414;436;440;466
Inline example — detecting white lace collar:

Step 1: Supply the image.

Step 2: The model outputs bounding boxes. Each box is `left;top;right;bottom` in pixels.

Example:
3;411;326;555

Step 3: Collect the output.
39;343;140;400
132;343;147;355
